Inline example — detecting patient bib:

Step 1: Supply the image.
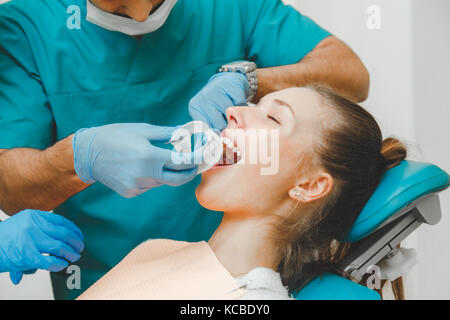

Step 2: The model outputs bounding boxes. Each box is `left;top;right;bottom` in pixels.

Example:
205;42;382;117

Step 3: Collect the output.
77;240;246;300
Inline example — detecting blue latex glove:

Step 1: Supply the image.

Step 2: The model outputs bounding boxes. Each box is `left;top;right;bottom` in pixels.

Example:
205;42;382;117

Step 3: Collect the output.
9;269;37;286
189;72;250;132
0;210;84;285
73;123;199;198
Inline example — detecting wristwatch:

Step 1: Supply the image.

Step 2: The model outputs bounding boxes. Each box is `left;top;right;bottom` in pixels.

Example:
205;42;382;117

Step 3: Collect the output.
218;61;258;103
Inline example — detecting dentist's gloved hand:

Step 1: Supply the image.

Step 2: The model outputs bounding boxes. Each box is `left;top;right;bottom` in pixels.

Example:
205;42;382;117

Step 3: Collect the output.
189;72;250;132
73;123;199;198
0;210;84;285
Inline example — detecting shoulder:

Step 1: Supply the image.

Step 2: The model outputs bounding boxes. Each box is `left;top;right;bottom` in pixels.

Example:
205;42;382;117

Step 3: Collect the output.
236;267;292;300
0;0;84;69
0;0;72;16
0;0;81;31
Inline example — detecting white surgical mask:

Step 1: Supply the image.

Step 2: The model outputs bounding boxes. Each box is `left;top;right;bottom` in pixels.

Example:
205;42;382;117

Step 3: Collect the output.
86;0;178;36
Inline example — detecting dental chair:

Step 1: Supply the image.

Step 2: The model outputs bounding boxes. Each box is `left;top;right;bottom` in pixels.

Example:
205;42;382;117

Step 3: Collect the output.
294;161;450;300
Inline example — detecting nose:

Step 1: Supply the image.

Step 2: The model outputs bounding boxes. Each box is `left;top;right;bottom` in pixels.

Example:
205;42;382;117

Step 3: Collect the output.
126;0;154;22
226;107;251;129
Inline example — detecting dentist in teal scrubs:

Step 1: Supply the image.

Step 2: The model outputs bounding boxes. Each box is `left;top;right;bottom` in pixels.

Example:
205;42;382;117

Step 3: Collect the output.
0;0;370;299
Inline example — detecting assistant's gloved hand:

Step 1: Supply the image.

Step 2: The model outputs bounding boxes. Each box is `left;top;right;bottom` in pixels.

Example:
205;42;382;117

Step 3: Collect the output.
189;72;250;132
0;210;84;285
73;123;199;198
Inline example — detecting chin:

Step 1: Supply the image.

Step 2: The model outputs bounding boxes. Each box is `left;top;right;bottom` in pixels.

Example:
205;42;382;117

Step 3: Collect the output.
195;173;223;212
195;165;243;212
195;186;227;213
195;183;211;210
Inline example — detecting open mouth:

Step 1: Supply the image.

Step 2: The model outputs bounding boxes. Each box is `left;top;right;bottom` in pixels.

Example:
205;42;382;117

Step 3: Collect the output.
216;137;242;167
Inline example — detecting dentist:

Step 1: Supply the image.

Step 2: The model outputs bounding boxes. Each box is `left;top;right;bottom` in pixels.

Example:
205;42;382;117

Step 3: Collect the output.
0;0;369;299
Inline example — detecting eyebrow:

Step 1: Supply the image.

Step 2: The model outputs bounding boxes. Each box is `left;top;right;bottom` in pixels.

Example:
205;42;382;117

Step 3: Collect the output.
273;98;295;117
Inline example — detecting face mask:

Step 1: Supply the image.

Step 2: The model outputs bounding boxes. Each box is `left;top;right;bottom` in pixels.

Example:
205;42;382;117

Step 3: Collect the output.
86;0;178;36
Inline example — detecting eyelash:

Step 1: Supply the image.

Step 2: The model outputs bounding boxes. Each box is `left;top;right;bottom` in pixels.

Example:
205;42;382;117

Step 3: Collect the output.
267;115;281;125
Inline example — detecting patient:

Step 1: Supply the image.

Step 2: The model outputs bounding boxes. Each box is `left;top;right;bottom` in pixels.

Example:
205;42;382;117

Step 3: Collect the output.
80;85;407;300
197;85;407;299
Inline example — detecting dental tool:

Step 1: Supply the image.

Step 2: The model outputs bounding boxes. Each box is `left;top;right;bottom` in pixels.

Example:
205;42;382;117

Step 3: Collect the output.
170;121;241;174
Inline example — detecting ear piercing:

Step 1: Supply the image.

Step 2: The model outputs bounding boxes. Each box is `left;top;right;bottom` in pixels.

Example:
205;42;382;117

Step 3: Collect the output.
293;189;301;197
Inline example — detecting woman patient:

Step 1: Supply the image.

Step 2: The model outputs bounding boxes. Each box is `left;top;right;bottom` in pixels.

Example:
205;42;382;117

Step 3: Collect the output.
81;85;407;300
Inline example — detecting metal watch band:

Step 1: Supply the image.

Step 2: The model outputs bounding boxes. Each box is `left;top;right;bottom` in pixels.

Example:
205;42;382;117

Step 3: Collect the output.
246;69;258;103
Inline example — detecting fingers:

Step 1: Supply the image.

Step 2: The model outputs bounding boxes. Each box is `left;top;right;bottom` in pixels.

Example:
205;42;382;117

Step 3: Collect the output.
9;272;23;285
189;72;250;131
190;107;228;132
215;113;228;132
125;182;163;198
45;241;81;263
38;255;69;273
36;235;81;264
189;105;212;126
226;73;249;105
189;108;214;130
160;167;198;187
35;211;85;256
141;124;176;142
158;147;199;171
170;149;203;169
192;132;204;157
35;211;84;241
40;224;84;254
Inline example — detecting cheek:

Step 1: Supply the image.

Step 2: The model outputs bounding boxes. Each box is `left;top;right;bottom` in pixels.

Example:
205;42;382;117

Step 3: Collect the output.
196;162;294;213
195;133;300;212
93;0;121;12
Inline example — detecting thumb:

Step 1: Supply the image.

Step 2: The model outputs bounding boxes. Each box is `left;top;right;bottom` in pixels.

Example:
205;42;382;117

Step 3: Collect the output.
39;256;69;273
140;124;176;142
160;167;198;187
10;272;23;285
189;108;214;129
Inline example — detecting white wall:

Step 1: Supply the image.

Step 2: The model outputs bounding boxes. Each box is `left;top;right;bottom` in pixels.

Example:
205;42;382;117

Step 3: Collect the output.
0;0;449;299
285;0;450;299
410;0;450;300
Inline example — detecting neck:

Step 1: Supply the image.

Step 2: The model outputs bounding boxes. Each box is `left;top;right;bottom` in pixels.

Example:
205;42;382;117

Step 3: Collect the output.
208;212;279;278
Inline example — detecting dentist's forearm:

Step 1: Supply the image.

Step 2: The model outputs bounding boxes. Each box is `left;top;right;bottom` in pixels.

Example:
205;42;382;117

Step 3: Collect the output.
255;36;370;103
0;136;89;214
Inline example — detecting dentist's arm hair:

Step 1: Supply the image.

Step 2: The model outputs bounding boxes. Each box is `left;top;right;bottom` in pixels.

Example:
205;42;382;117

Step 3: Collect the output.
255;36;370;103
0;136;89;215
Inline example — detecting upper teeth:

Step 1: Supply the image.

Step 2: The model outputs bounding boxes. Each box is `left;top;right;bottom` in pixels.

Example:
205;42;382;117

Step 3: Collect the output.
221;137;241;157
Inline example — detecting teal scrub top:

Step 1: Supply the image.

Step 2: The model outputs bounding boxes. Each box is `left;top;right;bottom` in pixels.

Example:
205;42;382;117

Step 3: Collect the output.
0;0;331;299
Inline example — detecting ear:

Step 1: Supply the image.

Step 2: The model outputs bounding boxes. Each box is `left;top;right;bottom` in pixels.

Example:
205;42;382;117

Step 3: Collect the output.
289;172;334;203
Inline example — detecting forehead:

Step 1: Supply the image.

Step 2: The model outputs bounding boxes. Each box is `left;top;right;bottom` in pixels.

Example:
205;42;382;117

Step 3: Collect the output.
265;87;325;124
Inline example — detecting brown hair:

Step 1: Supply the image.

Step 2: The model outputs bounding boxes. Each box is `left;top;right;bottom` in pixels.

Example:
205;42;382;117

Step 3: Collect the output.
273;85;407;299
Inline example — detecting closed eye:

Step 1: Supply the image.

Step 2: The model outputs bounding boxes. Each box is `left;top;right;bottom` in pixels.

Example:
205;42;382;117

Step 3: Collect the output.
267;115;281;125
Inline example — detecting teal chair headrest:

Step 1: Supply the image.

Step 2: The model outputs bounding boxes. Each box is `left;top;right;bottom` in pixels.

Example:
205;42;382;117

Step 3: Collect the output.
296;161;449;300
294;274;381;300
346;161;450;242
